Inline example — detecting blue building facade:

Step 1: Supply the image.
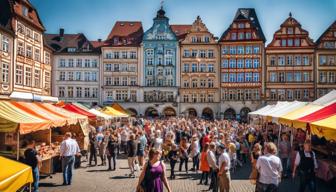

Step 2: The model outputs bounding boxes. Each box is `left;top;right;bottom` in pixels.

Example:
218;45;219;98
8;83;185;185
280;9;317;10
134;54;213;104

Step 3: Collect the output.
142;8;178;89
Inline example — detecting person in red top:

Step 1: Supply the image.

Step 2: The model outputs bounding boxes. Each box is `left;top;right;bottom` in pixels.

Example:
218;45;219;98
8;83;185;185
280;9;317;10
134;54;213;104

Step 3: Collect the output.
199;143;210;185
202;133;211;149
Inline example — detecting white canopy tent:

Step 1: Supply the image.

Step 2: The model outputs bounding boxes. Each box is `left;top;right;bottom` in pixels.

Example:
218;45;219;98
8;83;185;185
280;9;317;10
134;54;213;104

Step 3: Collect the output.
267;101;308;123
89;108;113;120
248;104;275;117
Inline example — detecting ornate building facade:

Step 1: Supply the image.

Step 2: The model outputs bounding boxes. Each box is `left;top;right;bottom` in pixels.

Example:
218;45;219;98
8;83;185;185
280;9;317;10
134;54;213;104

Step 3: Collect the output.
139;7;180;117
179;16;220;119
0;0;52;98
266;13;315;102
45;29;100;105
0;25;14;99
101;21;143;113
219;8;265;122
315;21;336;98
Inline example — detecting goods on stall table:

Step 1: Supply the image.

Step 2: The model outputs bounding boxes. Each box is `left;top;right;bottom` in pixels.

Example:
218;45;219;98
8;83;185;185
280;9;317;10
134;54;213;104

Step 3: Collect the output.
36;142;60;161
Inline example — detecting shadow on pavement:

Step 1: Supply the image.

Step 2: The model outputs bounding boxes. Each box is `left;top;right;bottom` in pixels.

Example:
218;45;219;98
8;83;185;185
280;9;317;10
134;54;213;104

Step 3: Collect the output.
109;176;133;180
39;183;64;187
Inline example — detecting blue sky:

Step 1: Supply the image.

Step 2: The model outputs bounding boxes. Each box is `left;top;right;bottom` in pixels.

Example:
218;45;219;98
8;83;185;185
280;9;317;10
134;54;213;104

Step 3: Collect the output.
31;0;336;44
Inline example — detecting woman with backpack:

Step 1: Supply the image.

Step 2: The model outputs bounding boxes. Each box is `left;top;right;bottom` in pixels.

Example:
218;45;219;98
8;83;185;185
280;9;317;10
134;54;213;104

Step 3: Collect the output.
137;148;172;192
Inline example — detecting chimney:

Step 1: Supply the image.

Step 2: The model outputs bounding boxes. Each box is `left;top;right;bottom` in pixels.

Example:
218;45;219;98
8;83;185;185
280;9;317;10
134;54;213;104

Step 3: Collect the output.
59;28;64;37
98;39;102;42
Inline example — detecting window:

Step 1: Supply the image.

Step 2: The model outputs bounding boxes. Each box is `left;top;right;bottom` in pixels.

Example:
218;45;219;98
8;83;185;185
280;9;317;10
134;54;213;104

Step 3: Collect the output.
286;72;293;82
303;56;309;65
34;69;40;87
34;33;40;42
238;32;244;40
76;87;82;97
270;56;276;66
113;77;120;85
122;77;127;86
26;45;32;58
183;50;190;57
26;28;32;38
200;79;206;87
146;58;153;65
245;59;252;68
295;56;301;65
303;72;310;82
130;51;136;59
319;72;327;83
44;52;50;64
253;73;259;82
329;72;335;83
303;89;309;99
192;79;198;88
91;72;97;81
191;50;197;57
67;48;76;52
17;23;24;33
287;27;294;34
287;56;293;66
84;88;90;98
208;50;214;58
191;36;197;43
84;59;90;67
146;49;154;56
59;87;65;97
229;46;236;54
222;59;228;68
92;88;98;98
75;72;81;81
2;35;9;52
15;65;23;84
204;36;210;43
59;59;66;67
222;46;228;54
253;59;259;68
287;90;293;100
44;71;50;90
182;63;189;72
229;59;236;68
113;52;119;59
25;67;32;86
76;59;82;67
328;56;335;65
208;94;214;102
222;73;228;82
294;72;301;82
130;77;136;85
245;72;252;82
237;73;244;82
245;46;252;54
122;51;127;59
183;80;189;87
270;72;277;82
17;41;24;55
199;94;205;102
59;72;65;81
200;64;206;72
105;64;112;71
92;59;98;68
2;62;9;83
105;77;112;85
294;39;300;46
231;33;237;40
281;39;286;46
253;46;260;54
229;73;236;82
191;63;197;72
22;6;28;16
208;64;214;72
208;79;214;87
68;59;74;67
129;64;136;72
288;39;293;46
147;68;153;76
238;23;245;28
278;56;285;66
237;59;244;68
68;87;73;98
270;89;277;100
199;50;206;58
237;46;244;54
84;72;90;81
294;90;301;100
165;57;173;65
68;72;74;81
278;89;285;100
246;32;251;39
279;72;285;82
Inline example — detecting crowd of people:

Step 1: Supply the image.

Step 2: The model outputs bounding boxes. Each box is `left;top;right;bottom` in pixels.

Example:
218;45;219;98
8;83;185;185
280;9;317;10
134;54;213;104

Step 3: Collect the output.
21;117;319;192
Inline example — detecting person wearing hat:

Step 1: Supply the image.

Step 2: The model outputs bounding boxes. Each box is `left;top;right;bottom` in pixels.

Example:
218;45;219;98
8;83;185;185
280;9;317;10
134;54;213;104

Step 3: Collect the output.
218;144;231;192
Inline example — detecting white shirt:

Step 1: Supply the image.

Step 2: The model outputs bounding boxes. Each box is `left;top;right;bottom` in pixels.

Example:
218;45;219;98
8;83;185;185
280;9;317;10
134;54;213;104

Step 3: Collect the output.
153;137;163;150
294;151;318;169
256;154;282;185
207;150;217;169
60;138;80;157
218;151;231;171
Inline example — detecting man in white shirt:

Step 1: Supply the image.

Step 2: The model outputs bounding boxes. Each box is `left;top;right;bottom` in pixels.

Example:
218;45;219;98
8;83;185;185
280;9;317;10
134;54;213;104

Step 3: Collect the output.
218;144;231;192
60;132;80;185
207;142;218;192
256;142;282;192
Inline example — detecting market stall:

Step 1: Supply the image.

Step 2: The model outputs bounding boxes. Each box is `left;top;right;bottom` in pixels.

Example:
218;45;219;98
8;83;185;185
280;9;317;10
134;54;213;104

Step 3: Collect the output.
0;156;33;192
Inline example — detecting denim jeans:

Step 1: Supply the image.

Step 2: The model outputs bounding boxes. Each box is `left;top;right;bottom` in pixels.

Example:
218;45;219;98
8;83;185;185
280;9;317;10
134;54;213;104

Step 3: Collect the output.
62;156;75;185
299;172;316;192
281;158;289;176
32;166;39;192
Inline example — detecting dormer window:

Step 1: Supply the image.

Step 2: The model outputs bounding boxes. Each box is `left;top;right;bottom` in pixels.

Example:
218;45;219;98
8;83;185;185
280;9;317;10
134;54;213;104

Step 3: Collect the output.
204;36;210;43
113;37;119;44
67;47;77;52
287;27;294;34
238;23;245;29
22;6;28;17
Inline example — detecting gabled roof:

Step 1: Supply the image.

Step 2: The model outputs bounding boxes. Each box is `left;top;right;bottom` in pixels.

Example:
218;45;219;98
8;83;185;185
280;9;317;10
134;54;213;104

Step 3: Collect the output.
44;32;99;53
90;40;105;49
105;21;143;46
316;20;336;45
219;8;266;42
0;0;45;32
170;24;192;40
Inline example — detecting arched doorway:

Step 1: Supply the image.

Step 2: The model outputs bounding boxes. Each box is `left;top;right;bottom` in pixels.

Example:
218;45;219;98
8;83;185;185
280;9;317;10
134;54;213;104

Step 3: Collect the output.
187;108;197;117
163;107;176;117
145;107;159;117
240;107;251;123
127;108;138;117
224;108;236;120
202;108;214;120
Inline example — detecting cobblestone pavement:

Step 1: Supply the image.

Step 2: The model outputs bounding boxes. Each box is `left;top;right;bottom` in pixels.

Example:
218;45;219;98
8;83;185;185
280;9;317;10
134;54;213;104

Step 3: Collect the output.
39;155;333;192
